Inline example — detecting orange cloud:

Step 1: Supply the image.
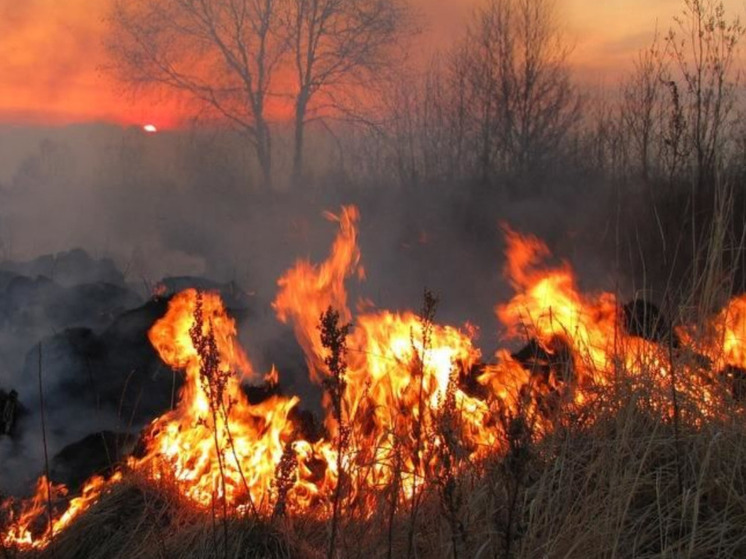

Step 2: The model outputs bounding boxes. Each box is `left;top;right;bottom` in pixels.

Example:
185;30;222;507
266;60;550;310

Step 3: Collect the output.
0;0;742;125
0;0;187;126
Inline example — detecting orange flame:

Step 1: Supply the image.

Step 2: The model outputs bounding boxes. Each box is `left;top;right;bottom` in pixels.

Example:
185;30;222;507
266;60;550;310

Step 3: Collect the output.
2;210;745;549
1;473;122;550
274;206;361;383
130;289;330;514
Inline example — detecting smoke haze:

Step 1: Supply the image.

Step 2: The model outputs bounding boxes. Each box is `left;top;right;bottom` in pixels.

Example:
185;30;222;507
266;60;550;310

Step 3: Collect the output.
0;121;627;494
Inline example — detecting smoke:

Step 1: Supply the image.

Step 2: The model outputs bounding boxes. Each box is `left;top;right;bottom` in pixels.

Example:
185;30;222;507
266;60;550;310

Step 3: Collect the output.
0;121;623;495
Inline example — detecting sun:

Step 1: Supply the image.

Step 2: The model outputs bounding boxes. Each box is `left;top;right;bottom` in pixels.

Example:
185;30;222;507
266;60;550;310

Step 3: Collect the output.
143;124;158;133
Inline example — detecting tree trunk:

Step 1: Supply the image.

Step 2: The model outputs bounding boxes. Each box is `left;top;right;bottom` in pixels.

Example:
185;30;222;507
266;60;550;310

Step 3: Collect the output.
256;118;273;190
292;92;309;189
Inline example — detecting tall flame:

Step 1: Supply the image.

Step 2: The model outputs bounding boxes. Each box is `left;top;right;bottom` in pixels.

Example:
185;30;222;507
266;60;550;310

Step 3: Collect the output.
274;206;362;383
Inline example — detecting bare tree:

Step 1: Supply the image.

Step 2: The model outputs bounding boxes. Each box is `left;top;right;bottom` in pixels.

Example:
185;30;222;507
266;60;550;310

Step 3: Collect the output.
444;49;471;181
621;31;667;183
362;0;580;192
455;0;580;189
508;0;580;177
284;0;410;187
578;92;628;183
666;0;743;191
464;5;502;184
108;0;286;189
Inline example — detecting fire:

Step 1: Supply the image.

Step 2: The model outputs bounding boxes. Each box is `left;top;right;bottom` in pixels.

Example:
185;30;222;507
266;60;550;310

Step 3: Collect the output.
492;228;723;421
274;206;362;383
130;289;333;514
496;225;620;380
678;295;746;371
1;473;121;550
2;207;745;550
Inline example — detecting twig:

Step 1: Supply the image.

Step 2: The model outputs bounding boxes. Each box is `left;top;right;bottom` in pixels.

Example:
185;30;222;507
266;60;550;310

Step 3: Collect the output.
319;307;351;559
407;289;438;559
38;342;54;547
667;315;684;498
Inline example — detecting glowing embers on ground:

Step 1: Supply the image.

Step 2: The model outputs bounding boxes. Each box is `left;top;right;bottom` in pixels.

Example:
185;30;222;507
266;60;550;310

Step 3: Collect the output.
2;205;746;551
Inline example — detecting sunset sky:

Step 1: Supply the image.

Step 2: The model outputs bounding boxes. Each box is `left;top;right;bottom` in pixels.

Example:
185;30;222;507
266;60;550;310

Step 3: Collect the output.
0;0;740;127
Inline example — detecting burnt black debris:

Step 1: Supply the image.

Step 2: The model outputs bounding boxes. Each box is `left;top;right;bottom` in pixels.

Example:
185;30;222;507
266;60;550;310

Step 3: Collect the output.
244;379;282;405
622;299;680;347
458;361;490;400
0;242;260;497
157;276;254;315
511;336;575;384
51;431;136;492
17;298;175;444
0;389;19;437
1;276;142;333
288;407;322;443
0;248;124;287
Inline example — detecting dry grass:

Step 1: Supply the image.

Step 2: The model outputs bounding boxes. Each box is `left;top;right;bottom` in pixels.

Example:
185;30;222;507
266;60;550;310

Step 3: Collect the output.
6;357;743;559
18;474;295;559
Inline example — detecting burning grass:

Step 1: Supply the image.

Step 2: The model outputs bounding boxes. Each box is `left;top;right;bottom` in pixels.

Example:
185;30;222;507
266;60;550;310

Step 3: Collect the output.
8;389;746;558
3;205;746;558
